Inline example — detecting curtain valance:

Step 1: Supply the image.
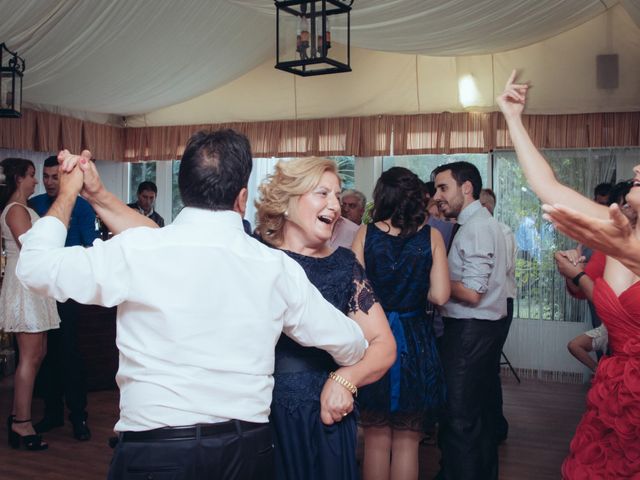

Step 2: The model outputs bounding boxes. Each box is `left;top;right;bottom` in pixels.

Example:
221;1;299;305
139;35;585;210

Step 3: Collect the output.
1;109;638;162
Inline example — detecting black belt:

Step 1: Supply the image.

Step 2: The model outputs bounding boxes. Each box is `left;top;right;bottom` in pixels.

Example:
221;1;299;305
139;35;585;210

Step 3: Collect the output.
119;420;265;443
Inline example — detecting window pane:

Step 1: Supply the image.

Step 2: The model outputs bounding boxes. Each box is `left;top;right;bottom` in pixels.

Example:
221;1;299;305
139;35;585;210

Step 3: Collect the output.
172;160;183;221
330;156;355;190
382;153;489;184
493;149;617;322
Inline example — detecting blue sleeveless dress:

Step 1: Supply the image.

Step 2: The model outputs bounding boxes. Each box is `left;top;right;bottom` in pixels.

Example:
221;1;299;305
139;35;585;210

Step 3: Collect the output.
271;247;376;480
358;224;446;431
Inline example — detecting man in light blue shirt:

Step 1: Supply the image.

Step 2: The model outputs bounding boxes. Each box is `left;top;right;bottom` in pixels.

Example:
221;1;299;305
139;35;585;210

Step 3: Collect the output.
432;161;508;480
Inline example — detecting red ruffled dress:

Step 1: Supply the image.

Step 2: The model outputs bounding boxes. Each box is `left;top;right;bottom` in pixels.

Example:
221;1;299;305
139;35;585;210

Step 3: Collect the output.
561;275;640;479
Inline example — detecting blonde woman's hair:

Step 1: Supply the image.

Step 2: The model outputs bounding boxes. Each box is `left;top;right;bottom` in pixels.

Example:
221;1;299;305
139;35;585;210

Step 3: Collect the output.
256;157;339;246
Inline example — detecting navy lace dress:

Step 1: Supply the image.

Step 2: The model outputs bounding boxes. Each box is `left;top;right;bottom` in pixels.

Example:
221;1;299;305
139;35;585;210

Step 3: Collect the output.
271;247;376;480
358;224;446;431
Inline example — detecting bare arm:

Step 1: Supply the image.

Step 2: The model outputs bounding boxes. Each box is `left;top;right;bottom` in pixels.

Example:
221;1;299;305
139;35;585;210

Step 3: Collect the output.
567;334;597;372
497;70;608;219
338;304;395;386
554;251;593;301
45;161;84;228
428;228;450;305
58;150;157;234
450;281;482;305
320;301;396;425
5;204;32;249
351;224;367;266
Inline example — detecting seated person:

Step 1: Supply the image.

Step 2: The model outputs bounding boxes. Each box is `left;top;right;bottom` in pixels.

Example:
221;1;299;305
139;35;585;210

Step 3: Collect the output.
567;325;608;372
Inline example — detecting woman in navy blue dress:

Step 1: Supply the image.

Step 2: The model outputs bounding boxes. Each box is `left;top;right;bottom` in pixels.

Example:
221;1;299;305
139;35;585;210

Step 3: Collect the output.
353;167;450;480
256;157;396;480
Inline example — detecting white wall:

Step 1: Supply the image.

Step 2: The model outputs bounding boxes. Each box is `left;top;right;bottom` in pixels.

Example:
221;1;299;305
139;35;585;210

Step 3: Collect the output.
94;160;128;204
504;318;593;383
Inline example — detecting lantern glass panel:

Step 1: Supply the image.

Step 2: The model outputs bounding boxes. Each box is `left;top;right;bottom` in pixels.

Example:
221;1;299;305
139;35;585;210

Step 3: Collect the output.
0;73;13;109
276;0;351;76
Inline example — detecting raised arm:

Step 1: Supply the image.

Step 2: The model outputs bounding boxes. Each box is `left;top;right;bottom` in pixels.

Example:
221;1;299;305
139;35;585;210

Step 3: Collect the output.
58;150;157;233
497;70;608;219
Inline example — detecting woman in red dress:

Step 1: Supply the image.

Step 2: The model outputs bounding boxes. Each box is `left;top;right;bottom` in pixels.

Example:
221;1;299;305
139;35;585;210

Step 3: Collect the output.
497;70;640;478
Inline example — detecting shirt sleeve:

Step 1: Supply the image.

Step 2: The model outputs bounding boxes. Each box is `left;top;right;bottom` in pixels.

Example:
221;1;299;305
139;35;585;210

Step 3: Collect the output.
458;225;496;294
17;216;130;307
503;227;516;279
279;255;367;366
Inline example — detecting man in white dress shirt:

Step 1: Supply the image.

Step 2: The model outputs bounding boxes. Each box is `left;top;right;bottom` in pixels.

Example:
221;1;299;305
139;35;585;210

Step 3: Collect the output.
17;130;367;480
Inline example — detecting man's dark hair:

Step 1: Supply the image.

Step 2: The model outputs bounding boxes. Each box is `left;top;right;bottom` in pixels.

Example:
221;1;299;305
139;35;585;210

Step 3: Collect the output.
609;181;632;206
178;129;253;210
481;188;496;202
593;182;613;199
44;156;58;168
137;181;158;195
423;181;436;198
431;161;482;200
371;167;426;237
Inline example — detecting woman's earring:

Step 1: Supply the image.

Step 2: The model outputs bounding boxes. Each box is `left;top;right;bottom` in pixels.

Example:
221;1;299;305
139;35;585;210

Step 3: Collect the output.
284;210;289;218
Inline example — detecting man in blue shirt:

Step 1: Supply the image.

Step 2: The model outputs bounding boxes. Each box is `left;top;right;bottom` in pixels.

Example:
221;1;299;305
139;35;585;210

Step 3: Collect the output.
29;155;99;441
127;181;165;227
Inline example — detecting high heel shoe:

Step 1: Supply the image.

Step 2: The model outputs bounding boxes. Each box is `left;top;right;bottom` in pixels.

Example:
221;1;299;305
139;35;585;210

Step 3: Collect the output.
8;418;48;451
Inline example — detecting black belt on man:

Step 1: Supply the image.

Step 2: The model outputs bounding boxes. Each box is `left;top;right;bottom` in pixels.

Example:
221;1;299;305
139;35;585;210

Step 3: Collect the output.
119;420;265;443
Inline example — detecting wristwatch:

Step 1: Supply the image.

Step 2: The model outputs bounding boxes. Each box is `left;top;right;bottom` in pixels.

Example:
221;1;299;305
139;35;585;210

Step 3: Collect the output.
572;271;586;286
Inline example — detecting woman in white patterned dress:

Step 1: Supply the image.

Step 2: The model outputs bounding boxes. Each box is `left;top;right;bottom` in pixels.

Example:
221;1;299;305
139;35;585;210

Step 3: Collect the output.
0;157;60;451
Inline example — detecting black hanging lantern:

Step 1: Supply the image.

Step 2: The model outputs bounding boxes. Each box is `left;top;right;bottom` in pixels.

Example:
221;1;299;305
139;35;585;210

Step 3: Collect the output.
275;0;352;77
0;43;25;118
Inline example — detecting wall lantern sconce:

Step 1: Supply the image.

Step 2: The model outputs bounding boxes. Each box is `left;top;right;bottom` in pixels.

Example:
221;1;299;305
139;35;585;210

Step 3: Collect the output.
0;43;25;118
275;0;353;77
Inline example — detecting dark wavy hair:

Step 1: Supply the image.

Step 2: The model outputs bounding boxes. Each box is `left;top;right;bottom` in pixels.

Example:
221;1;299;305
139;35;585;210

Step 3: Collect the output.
178;129;253;210
0;157;35;210
371;167;426;237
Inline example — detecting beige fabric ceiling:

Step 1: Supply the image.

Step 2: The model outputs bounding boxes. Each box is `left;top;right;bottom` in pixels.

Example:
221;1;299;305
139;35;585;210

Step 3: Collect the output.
1;0;639;126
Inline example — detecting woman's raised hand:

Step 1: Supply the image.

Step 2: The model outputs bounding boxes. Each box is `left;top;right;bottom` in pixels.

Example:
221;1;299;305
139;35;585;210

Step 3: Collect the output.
496;69;529;120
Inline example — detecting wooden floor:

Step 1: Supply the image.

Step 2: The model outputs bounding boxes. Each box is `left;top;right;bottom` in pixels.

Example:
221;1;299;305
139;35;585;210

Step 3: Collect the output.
0;375;588;479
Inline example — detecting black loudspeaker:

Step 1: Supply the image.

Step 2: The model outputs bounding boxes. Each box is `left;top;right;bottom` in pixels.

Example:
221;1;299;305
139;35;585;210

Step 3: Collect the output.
596;54;619;89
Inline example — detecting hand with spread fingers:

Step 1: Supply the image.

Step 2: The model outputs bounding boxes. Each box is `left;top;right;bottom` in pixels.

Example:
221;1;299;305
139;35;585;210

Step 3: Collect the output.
543;202;640;276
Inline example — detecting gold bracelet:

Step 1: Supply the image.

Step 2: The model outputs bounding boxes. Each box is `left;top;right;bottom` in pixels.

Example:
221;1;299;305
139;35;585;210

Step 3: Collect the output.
329;371;358;397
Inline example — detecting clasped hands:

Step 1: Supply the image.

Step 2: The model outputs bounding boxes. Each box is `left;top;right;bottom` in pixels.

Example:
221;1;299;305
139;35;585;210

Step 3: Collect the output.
554;248;585;279
56;149;104;201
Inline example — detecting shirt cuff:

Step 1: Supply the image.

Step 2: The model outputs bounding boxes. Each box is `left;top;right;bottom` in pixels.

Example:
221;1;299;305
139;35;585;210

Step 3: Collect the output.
462;277;488;294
